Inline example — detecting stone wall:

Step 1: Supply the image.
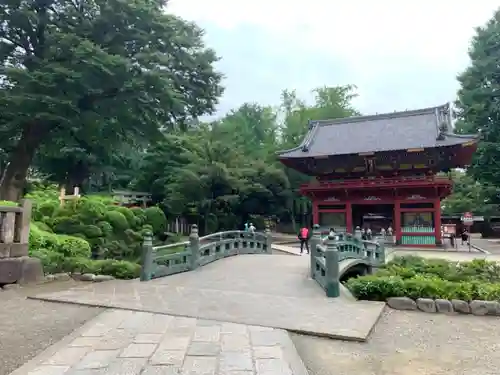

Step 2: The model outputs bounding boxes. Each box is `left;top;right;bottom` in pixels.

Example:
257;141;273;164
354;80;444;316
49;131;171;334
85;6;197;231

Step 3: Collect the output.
387;297;500;316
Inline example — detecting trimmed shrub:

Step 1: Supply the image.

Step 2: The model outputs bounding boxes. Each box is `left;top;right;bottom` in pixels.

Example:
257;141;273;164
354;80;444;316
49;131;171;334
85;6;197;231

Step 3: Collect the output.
0;200;19;206
104;210;129;231
82;225;103;238
130;207;147;225
29;251;140;279
29;223;91;258
111;206;136;227
97;221;113;237
144;206;166;234
346;275;500;302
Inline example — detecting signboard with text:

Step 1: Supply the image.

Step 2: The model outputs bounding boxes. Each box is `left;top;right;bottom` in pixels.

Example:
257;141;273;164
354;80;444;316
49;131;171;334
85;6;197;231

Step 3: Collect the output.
462;212;474;226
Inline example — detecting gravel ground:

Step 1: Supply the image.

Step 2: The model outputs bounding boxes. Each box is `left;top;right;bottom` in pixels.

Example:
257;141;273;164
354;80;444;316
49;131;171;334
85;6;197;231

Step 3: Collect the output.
291;307;500;375
0;281;103;375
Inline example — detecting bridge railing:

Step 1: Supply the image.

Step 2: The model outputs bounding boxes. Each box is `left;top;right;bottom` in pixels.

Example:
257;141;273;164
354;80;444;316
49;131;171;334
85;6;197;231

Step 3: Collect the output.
140;225;273;281
310;225;386;297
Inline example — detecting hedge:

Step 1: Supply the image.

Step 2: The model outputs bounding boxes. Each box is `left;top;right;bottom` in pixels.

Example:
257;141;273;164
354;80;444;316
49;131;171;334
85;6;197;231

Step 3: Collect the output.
31;249;141;279
345;256;500;302
346;275;500;302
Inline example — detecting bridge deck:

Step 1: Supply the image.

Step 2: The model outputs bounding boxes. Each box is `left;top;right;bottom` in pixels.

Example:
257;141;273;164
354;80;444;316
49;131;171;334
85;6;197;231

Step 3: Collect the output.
32;254;384;341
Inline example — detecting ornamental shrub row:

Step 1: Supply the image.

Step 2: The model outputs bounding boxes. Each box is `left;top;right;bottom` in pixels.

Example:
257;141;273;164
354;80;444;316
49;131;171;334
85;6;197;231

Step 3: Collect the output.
345;256;500;302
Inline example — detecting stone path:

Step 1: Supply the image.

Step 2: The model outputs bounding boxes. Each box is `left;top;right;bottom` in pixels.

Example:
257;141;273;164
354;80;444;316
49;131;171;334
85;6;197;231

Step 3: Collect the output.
31;255;385;341
0;281;102;375
11;309;308;375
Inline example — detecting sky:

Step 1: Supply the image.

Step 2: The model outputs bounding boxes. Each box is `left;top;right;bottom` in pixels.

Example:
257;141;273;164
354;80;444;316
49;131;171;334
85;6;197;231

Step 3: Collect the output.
167;1;499;117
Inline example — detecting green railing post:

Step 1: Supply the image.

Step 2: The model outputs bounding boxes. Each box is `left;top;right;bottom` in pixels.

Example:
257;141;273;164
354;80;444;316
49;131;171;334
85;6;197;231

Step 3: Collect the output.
310;224;321;279
140;231;154;281
265;224;273;254
189;224;200;270
325;233;340;298
377;242;386;265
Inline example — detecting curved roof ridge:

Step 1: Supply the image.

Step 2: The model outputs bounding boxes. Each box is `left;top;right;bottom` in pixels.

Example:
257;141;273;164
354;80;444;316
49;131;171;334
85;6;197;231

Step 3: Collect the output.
312;104;448;127
275;121;319;155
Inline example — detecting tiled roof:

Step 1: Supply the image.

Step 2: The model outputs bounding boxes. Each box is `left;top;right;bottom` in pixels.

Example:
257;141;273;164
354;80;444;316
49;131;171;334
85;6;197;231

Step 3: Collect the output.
277;104;478;158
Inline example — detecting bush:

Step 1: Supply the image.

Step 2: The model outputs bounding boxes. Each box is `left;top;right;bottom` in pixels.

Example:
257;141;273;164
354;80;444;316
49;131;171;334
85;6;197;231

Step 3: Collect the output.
29;223;91;258
29;251;141;279
144;206;166;234
346;275;500;302
104;210;129;231
379;256;500;283
346;256;500;302
130;207;147;225
0;200;19;207
111;206;136;227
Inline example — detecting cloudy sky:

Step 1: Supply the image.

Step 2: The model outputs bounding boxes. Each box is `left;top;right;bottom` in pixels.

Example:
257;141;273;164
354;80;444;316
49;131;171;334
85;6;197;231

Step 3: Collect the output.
168;1;499;117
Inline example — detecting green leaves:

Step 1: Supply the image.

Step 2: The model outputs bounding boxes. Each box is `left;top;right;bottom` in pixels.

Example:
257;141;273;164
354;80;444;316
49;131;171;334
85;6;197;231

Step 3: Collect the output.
0;0;223;198
455;8;500;186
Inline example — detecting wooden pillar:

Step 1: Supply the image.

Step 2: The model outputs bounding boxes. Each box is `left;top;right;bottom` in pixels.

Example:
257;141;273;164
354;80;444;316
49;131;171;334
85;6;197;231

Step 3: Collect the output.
394;200;401;244
345;202;353;233
434;198;442;244
312;199;319;225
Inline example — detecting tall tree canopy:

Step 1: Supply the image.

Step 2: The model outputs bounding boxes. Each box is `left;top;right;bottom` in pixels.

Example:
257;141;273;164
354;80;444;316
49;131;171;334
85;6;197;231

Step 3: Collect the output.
455;8;500;187
0;0;222;200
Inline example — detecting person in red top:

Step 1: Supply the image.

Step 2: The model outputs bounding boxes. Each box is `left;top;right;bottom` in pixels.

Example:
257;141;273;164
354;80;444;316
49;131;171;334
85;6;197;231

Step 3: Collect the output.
298;226;310;254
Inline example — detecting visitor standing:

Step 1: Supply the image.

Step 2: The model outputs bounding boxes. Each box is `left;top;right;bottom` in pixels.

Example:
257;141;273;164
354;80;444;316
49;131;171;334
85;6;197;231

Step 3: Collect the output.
244;222;249;231
298;226;310;254
249;222;256;233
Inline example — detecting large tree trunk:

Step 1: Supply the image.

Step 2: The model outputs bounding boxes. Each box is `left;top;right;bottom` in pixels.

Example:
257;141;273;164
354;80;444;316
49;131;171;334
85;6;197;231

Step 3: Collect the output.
0;125;47;201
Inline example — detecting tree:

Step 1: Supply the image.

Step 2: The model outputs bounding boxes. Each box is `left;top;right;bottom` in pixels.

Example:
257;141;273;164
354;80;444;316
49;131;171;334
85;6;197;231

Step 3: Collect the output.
0;0;222;200
455;8;500;187
441;171;498;215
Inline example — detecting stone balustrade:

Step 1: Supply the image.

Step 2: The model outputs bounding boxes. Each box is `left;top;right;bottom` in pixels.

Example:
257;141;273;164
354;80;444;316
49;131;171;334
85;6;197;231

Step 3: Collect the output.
140;225;273;281
310;224;386;298
0;199;43;285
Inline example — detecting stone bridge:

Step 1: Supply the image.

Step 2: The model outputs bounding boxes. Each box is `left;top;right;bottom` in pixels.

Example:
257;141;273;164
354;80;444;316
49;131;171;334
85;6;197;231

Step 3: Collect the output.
32;225;386;341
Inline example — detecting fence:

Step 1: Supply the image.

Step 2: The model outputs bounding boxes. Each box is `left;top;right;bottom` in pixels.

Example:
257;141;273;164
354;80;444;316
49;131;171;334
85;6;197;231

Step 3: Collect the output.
310;225;385;297
140;225;273;280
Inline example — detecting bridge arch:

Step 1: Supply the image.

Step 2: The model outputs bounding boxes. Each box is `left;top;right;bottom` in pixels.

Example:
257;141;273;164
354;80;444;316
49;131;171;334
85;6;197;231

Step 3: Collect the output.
339;258;373;282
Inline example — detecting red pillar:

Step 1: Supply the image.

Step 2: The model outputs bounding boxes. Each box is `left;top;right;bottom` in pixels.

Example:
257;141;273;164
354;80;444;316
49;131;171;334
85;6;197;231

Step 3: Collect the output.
434;198;442;244
345;202;352;233
394;200;401;244
312;199;319;225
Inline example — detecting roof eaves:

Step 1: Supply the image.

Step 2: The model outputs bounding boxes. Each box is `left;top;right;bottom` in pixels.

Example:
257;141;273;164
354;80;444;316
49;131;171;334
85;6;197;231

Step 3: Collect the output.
276;120;319;157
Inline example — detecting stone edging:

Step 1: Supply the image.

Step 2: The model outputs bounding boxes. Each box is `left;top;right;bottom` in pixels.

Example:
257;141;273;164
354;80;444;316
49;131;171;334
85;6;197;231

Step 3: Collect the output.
387;296;500;316
0;272;115;291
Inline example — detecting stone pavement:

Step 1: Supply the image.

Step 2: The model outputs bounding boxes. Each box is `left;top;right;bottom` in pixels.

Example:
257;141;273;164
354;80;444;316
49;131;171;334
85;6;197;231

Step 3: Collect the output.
31;255;385;341
11;309;309;375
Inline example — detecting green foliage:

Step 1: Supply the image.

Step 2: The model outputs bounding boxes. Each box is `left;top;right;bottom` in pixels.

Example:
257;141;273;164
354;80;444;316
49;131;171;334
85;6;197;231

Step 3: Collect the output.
30;223;91;258
0;0;223;200
111;206;136;226
441;171;498;216
346;256;500;301
454;9;500;195
144;206;167;234
104;211;130;231
0;200;18;206
30;249;140;279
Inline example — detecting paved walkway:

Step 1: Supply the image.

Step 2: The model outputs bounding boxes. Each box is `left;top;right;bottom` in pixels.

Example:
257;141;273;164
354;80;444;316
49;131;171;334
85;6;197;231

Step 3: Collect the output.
12;309;308;375
31;255;385;341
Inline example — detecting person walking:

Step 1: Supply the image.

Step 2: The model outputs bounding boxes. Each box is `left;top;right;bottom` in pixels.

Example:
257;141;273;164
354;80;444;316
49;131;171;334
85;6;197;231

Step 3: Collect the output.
298;226;310;254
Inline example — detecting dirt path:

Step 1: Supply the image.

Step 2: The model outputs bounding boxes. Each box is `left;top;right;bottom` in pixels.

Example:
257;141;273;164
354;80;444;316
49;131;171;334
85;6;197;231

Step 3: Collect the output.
0;281;103;375
291;307;500;375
